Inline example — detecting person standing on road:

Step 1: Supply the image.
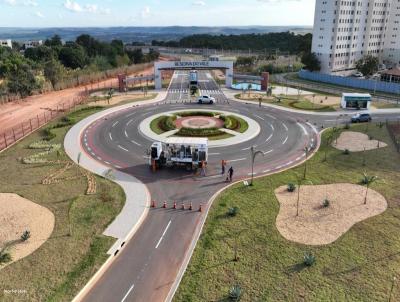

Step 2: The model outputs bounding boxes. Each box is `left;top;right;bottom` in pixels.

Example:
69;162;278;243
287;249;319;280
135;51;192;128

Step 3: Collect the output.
228;166;234;182
200;160;206;177
221;159;226;175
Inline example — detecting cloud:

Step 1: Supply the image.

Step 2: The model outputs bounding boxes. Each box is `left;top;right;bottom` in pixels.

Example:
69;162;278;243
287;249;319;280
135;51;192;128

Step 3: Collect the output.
34;11;43;18
141;6;150;19
24;0;37;6
3;0;17;5
2;0;38;6
63;0;110;14
192;0;206;6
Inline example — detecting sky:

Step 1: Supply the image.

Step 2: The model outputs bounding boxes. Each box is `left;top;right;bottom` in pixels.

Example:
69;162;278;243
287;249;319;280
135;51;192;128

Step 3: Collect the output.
0;0;316;27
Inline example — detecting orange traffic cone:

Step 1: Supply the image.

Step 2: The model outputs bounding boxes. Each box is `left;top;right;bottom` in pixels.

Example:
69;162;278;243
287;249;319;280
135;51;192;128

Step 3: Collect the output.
189;202;193;211
163;201;167;208
151;200;156;208
173;201;177;209
181;203;185;210
199;204;203;212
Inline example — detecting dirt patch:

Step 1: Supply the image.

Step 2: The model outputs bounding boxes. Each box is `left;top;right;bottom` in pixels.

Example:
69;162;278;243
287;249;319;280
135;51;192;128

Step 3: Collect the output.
175;116;224;129
333;131;387;152
0;193;55;268
275;183;387;245
303;95;340;106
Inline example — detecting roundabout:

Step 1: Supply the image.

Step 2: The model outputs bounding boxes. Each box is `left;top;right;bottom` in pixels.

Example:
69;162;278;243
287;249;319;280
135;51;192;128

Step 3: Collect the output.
66;71;320;302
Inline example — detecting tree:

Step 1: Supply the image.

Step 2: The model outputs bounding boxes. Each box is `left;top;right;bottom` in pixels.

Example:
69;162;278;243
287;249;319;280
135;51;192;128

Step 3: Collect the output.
44;59;64;89
45;35;63;48
362;172;378;204
6;64;38;97
356;55;379;76
301;52;321;72
24;46;56;62
58;45;87;69
106;88;114;105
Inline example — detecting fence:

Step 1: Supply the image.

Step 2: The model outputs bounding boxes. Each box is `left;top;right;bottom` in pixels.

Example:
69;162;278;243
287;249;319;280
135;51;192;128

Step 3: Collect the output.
0;92;88;153
386;121;400;153
299;70;400;95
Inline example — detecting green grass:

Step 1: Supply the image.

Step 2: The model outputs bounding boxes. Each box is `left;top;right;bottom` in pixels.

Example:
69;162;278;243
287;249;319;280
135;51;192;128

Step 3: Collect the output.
222;115;249;133
150;115;177;134
175;127;233;140
174;123;400;302
0;106;125;302
372;102;400;109
235;94;336;112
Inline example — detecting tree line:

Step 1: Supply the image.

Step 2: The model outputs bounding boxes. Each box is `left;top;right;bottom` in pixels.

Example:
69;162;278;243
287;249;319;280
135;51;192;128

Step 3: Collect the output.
0;34;160;99
152;32;312;54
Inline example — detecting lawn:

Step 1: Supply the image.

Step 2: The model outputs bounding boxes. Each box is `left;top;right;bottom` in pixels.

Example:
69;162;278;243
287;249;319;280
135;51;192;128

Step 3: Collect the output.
0;106;125;301
174;123;400;302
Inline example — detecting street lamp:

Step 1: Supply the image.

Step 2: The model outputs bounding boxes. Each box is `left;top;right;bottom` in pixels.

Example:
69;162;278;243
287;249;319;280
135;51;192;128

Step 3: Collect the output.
250;146;264;186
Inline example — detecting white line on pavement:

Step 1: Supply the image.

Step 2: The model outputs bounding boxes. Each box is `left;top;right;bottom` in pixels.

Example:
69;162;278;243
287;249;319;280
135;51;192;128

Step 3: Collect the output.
112;121;119;128
124;130;129;138
155;220;172;249
282;123;288;131
282;136;288;145
126;119;134;126
265;133;273;143
118;145;129;152
109;133;113;141
242;145;257;151
121;284;135;302
265;113;277;120
254;114;265;121
296;122;308;136
263;169;271;173
263;149;273;155
130;140;142;146
228;158;247;162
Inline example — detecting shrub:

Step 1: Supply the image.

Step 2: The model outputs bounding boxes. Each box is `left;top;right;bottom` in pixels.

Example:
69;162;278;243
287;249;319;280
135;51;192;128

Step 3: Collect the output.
0;250;12;264
229;284;242;301
176;127;225;138
344;123;350;129
177;111;216;117
21;230;31;242
322;199;330;208
287;183;296;192
42;128;56;141
343;149;350;155
158;116;176;132
304;252;316;266
227;206;239;217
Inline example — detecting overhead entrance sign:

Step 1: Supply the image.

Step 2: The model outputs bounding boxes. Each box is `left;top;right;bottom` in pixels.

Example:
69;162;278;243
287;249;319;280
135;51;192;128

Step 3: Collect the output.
154;61;234;89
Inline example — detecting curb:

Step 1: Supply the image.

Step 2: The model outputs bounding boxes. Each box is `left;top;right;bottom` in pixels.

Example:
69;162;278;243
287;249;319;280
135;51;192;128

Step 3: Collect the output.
166;124;322;301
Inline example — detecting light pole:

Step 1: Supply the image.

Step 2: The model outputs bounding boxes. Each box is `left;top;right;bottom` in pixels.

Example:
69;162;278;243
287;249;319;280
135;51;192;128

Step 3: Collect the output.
250;146;264;186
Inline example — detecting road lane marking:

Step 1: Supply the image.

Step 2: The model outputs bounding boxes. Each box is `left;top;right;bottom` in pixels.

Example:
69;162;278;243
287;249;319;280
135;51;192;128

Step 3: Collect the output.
127;119;134;126
282;136;288;145
242;145;257;151
124;130;129;138
155;220;172;249
228;158;247;162
296;122;308;136
254;114;265;121
112;121;119;128
265;113;277;120
118;145;129;152
130;140;142;146
121;284;135;302
265;133;273;143
109;133;113;141
282;123;288;131
263;149;273;155
263;169;271;173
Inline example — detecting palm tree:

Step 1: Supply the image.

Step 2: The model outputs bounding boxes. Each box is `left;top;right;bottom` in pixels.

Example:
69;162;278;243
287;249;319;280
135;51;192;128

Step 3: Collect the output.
247;83;252;97
106;88;114;105
362;172;378;204
250;146;264;186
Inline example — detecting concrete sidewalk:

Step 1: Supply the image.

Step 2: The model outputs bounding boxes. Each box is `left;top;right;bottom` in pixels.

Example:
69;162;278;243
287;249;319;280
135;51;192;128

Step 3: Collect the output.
222;88;400;116
64;91;167;254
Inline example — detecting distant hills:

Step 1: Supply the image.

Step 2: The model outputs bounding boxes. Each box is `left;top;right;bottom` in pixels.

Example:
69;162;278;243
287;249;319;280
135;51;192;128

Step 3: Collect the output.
0;26;312;43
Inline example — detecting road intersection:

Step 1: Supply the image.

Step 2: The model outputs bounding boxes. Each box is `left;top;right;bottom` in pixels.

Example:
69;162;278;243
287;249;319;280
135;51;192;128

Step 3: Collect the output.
68;70;400;302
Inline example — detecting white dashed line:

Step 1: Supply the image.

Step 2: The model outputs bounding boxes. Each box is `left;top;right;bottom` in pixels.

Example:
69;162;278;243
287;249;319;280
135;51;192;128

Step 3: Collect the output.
242;145;258;151
228;158;247;162
130;140;142;146
282;136;288;145
112;121;119;128
118;145;129;152
263;169;271;173
265;134;273;143
265;113;277;120
109;133;113;141
104;161;111;165
155;220;172;249
282;123;288;131
127;119;134;126
121;284;135;302
124;130;129;138
254;114;265;121
263;149;273;155
296;122;308;136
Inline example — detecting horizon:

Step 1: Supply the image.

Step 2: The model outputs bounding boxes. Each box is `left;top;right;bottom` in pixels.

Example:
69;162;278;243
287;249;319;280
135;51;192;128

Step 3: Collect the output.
0;0;316;27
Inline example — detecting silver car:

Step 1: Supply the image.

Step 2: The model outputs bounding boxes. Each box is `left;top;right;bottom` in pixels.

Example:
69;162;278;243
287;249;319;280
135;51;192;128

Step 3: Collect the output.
197;95;215;104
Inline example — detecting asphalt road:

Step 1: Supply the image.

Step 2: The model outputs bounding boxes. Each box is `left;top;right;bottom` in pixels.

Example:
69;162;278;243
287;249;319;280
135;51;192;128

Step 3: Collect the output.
79;71;399;302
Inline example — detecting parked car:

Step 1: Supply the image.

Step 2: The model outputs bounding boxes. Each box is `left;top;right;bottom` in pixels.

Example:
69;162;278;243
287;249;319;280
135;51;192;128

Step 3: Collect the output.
352;72;364;78
351;113;372;123
197;95;215;104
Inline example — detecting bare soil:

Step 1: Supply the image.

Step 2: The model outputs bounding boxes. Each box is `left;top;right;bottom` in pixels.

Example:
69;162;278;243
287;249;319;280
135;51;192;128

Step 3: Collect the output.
303;94;341;106
88;93;157;107
333;131;387;152
0;193;55;268
274;183;387;245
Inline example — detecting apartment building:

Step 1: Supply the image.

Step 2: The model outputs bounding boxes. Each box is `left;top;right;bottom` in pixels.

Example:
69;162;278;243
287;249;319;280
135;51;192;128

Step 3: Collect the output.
312;0;400;75
0;39;12;48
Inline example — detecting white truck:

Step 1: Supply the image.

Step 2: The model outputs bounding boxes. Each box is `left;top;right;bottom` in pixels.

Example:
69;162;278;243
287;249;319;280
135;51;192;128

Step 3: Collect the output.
149;137;208;170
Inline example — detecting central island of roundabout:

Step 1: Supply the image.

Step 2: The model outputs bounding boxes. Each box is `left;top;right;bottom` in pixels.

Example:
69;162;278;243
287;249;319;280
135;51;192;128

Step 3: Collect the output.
140;109;260;147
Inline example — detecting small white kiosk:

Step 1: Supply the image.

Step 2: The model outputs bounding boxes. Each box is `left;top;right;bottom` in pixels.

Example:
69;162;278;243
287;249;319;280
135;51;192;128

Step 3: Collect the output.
341;93;372;110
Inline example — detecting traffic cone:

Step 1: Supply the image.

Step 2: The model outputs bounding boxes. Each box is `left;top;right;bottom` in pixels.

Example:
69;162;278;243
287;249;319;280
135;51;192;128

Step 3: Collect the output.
189;202;193;211
173;201;177;209
163;201;167;208
181;203;185;210
199;204;203;212
151;200;156;208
